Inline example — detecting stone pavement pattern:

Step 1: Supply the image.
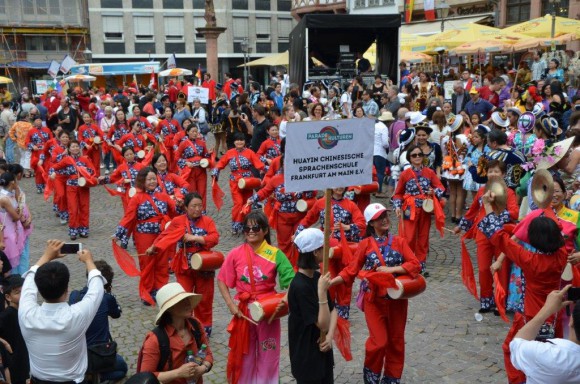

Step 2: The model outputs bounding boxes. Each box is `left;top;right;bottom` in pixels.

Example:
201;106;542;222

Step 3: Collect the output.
21;172;511;383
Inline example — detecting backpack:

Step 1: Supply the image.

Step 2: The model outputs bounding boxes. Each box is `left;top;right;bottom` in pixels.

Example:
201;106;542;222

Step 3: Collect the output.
136;318;202;372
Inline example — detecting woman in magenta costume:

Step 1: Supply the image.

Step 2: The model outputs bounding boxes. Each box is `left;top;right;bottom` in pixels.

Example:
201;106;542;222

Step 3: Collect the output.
217;210;295;384
114;167;177;305
0;172;27;271
152;192;220;336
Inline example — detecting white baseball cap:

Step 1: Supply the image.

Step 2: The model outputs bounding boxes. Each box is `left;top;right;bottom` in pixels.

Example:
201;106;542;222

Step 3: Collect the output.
294;228;324;253
364;203;389;224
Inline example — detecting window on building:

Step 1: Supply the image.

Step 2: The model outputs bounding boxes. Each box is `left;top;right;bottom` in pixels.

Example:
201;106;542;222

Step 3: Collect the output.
48;0;59;13
192;0;205;8
165;42;185;53
25;36;66;51
23;0;35;14
256;42;271;53
164;16;184;41
506;0;531;24
278;41;289;52
0;0;5;13
132;0;153;8
103;15;124;41
194;16;206;39
369;0;382;6
101;0;123;7
277;0;291;11
541;0;569;15
194;42;206;53
256;17;271;40
255;0;270;10
134;16;154;41
232;0;248;10
278;18;292;39
135;42;155;53
104;42;125;54
233;17;249;39
354;0;365;7
163;0;183;8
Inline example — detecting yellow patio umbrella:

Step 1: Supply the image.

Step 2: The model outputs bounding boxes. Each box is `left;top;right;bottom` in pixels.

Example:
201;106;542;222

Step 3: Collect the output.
502;15;580;39
0;76;13;84
400;51;434;64
511;33;577;51
421;23;505;51
448;35;525;55
401;33;429;52
238;51;289;67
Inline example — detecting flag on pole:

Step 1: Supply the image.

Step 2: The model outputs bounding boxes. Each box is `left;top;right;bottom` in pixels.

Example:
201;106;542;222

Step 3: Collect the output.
195;64;202;82
424;0;435;21
48;60;60;78
167;53;177;69
149;68;156;89
404;0;414;23
59;54;77;74
132;74;138;88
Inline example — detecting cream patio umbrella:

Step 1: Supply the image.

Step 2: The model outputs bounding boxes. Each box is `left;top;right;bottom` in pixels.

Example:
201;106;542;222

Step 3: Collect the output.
238;51;289;67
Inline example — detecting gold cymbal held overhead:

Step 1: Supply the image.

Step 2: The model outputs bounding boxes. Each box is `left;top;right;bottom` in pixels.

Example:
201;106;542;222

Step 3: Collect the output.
484;176;508;214
531;169;554;209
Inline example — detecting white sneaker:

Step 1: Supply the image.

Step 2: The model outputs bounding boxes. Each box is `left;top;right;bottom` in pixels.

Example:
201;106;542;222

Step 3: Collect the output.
60;218;67;225
100;163;105;169
105;170;110;175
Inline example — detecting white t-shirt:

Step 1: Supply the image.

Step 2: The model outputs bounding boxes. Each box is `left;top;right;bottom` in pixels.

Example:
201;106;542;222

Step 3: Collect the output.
510;337;580;384
430;124;451;146
374;121;389;159
340;92;352;117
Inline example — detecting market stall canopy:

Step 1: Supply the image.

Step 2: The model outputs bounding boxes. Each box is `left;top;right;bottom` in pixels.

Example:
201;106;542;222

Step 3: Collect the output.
70;62;161;76
0;76;13;84
65;74;97;82
401;15;492;37
502;15;580;39
512;33;577;51
158;68;193;77
364;44;433;65
238;51;289;67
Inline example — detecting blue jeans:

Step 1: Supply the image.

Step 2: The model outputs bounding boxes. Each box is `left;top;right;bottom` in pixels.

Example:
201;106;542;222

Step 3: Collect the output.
103;150;116;171
5;137;14;163
373;155;387;193
100;354;128;382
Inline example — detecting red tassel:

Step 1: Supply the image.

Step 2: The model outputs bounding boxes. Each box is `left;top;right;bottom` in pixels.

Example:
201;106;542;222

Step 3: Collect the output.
211;178;225;211
333;317;353;361
460;235;479;300
111;240;141;277
433;197;445;238
493;272;509;323
338;224;353;266
36;164;47;183
104;185;125;197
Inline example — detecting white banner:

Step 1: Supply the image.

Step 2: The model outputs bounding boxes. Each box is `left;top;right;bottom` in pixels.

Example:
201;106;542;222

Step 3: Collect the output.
187;86;209;104
47;60;60;78
284;119;374;192
59;54;77;74
167;54;176;69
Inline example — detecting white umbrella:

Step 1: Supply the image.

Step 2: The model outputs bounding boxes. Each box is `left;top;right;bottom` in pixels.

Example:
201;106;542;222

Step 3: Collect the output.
158;68;193;77
65;74;97;82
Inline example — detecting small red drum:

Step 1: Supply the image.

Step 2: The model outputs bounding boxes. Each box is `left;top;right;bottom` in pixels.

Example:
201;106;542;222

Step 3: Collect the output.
199;158;210;168
329;243;359;260
296;199;315;212
354;182;379;195
249;292;288;322
238;177;261;190
77;177;87;187
137;150;146;159
93;136;102;144
128;187;137;197
190;251;225;271
387;275;427;300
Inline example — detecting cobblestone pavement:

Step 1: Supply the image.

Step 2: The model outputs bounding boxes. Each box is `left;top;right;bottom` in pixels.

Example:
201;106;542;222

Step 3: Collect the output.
21;166;511;383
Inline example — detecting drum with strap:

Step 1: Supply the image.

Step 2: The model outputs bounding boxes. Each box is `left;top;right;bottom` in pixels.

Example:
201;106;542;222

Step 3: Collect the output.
422;198;434;213
296;198;315;213
137;150;146;159
93;136;102;144
249;292;288;322
238;177;261;190
387;275;427;300
199;158;210;168
189;251;225;271
128;187;137;197
77;177;87;187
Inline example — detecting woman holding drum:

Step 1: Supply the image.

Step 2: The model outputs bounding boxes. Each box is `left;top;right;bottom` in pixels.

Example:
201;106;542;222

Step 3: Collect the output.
256;124;281;174
151;153;189;207
156;106;182;169
217;210;295;384
393;144;446;276
330;203;421;384
211;132;265;235
100;146;145;213
78;112;105;177
106;109;131;166
114;167;177;306
176;125;212;210
151;192;221;336
116;119;156;162
49;130;71;224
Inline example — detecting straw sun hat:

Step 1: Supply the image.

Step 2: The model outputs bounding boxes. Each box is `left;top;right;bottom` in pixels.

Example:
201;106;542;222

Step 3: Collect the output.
155;282;202;324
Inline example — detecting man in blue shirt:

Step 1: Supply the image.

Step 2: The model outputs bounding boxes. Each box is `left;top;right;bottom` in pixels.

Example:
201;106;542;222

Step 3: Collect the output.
463;86;496;121
270;83;284;111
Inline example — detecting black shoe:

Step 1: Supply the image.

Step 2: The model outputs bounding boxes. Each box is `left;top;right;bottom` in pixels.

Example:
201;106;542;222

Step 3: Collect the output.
479;308;492;314
422;271;430;278
79;234;88;238
493;309;500;316
141;300;152;306
70;235;77;240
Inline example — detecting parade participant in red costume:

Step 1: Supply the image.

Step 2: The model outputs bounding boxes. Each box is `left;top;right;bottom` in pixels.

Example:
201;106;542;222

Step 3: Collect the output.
295;187;365;331
247;148;317;268
151;153;189;205
116;120;155;161
49;130;71;224
107;109;131;165
331;203;421;384
256;124;281;174
176;125;211;209
454;160;519;312
151;192;220;336
114;167;177;305
60;140;96;240
41;124;63;174
100;146;145;212
128;105;152;134
350;166;379;214
78;112;105;177
156;106;182;168
44;89;61;129
211;132;264;234
172;118;193;155
217;210;295;384
477;191;567;384
393;144;446;276
25;117;52;193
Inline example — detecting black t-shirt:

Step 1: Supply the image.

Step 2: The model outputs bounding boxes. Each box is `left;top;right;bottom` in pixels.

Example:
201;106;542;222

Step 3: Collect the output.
57;107;77;133
288;271;334;381
0;306;29;383
250;118;271;152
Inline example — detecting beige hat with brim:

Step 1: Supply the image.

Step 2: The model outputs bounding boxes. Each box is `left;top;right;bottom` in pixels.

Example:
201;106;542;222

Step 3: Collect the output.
155;282;202;324
536;137;574;170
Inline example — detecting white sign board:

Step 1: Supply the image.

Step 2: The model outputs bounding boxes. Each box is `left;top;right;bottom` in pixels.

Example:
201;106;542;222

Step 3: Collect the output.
35;80;54;94
187;86;209;104
284;119;374;192
443;81;455;100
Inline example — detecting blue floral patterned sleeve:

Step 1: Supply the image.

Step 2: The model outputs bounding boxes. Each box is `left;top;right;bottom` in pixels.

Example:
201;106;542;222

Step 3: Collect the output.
477;210;511;239
458;217;473;232
114;226;130;247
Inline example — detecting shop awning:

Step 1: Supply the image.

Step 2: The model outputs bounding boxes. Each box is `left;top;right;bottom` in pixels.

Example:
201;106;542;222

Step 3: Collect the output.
401;14;492;36
5;61;51;69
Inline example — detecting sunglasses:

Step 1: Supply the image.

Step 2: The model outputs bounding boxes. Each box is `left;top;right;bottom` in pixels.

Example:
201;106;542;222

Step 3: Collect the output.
410;152;425;158
243;225;262;233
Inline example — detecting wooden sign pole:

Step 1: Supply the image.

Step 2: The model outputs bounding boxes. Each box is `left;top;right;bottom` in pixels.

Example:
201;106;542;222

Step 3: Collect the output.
322;188;332;275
